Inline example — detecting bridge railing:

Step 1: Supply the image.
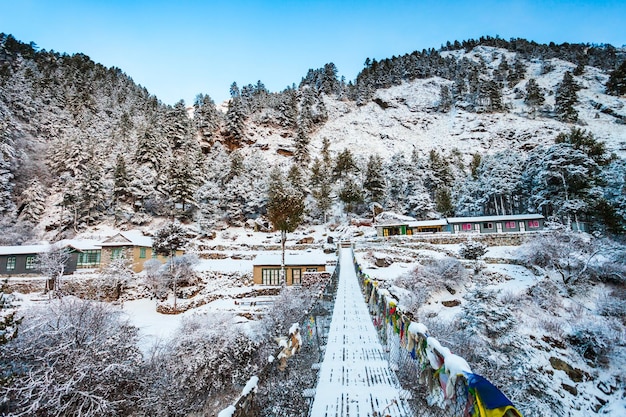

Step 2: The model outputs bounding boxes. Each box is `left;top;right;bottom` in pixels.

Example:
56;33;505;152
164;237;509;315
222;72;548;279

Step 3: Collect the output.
352;252;523;417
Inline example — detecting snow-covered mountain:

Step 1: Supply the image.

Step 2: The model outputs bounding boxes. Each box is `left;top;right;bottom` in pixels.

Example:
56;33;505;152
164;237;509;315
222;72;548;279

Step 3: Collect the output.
1;34;626;241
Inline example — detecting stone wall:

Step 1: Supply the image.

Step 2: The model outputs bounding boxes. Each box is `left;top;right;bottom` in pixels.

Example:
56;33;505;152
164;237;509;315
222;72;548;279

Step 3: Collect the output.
371;231;544;247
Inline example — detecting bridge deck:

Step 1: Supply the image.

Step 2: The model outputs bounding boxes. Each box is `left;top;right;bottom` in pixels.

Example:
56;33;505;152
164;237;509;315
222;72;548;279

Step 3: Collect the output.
310;248;411;417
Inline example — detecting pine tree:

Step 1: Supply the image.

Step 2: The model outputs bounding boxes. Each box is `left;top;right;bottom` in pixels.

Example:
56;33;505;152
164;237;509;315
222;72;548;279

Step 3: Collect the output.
19;179;46;224
606;60;626;96
438;85;453;112
224;97;246;147
484;79;504;112
193;94;223;148
363;154;385;204
167;153;197;215
79;152;105;226
333;148;358;180
293;127;310;165
113;154;130;203
267;167;305;283
287;164;306;196
524;78;545;109
435;187;454;217
555;71;579;122
507;57;527;88
339;177;364;213
321;137;332;167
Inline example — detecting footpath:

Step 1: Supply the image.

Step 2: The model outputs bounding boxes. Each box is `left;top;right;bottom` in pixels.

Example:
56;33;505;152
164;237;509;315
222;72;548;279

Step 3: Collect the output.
310;248;411;417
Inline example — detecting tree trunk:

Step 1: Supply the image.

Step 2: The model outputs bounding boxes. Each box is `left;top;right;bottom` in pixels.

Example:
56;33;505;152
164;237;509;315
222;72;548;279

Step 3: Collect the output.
281;230;286;285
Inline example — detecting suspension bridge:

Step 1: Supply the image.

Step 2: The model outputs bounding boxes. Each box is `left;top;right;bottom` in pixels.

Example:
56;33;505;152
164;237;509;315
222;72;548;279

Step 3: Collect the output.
309;247;411;417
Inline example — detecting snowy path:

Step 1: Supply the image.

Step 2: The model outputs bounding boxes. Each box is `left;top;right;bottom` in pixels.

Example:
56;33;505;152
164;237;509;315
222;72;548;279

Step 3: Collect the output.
310;248;412;417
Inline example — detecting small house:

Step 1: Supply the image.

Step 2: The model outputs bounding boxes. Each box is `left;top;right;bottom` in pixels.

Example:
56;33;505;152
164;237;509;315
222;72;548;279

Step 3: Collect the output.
100;231;183;273
446;214;545;234
0;244;49;275
0;240;101;276
408;219;448;234
375;223;409;237
253;251;329;286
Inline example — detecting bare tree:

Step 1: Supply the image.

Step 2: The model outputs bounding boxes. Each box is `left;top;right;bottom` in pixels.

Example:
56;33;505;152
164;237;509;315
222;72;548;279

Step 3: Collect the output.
97;256;134;302
36;244;70;296
152;222;188;312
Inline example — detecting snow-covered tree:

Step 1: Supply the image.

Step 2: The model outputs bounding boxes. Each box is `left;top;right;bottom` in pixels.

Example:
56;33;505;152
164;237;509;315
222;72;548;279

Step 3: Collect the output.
152;222;189;312
267;166;305;283
36;245;70;295
193;93;222;148
524;78;545;115
605;59;626;96
18;179;46;224
293;127;310;165
555;71;579;122
363;154;385;205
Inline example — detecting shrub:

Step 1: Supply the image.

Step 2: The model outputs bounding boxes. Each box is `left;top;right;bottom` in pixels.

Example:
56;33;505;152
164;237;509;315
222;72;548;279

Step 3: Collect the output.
459;239;487;260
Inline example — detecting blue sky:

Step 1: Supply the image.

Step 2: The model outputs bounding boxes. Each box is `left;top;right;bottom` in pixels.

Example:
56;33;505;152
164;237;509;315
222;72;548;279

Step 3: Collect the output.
2;1;624;105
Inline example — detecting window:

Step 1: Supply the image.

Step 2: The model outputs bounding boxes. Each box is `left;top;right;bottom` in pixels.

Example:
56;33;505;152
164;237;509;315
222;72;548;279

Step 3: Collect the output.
77;250;100;267
111;248;123;259
528;220;540;228
483;222;493;229
462;223;472;231
6;256;16;271
262;268;280;285
505;221;516;229
25;256;36;270
151;250;157;258
306;267;318;272
292;268;302;285
139;247;146;258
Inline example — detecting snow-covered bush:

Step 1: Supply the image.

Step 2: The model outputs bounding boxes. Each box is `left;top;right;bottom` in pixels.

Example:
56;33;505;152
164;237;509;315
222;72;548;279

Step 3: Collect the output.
597;288;626;324
0;298;142;416
260;285;316;337
458;239;487;260
567;317;620;367
138;313;259;417
521;231;595;285
526;279;563;313
0;279;19;344
459;288;518;340
143;258;168;299
394;257;467;314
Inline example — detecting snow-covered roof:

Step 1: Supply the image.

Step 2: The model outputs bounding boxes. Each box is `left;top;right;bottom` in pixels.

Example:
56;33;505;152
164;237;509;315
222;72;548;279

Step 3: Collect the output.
0;239;103;256
374;211;417;225
59;239;102;251
253;251;328;266
101;230;153;247
0;244;48;256
408;219;448;227
446;214;544;223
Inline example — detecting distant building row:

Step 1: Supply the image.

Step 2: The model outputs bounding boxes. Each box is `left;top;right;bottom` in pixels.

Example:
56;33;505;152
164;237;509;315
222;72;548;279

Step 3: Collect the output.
0;231;183;276
375;214;545;237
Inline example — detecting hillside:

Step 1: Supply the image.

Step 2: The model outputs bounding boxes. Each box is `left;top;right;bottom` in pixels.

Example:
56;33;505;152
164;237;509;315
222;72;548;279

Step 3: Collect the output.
1;34;626;242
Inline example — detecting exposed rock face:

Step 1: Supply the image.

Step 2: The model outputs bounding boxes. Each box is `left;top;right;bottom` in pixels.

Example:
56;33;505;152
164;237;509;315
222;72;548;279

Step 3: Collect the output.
549;357;590;383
